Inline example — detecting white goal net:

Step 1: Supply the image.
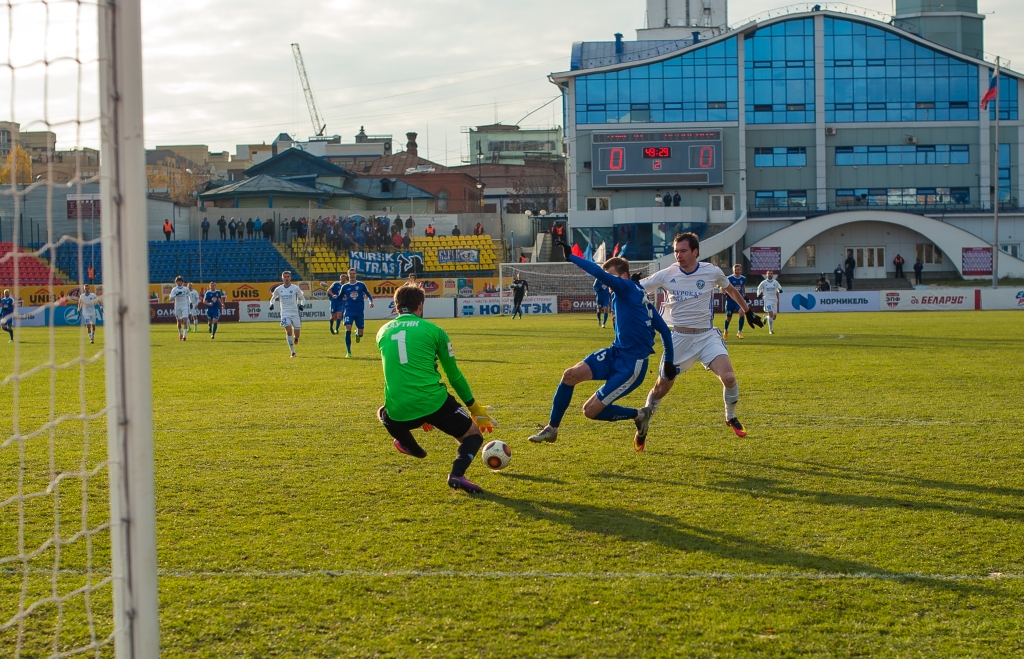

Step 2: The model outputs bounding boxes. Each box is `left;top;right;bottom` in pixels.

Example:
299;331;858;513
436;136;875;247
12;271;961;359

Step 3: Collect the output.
1;1;157;657
499;260;659;315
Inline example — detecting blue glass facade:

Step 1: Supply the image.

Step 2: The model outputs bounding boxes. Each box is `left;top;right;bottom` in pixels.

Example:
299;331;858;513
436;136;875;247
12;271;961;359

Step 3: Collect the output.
824;18;979;122
835;144;969;166
998;143;1011;201
754;147;807;167
574;37;738;124
745;18;816;124
754;190;808;207
989;78;1019;121
836;187;970;206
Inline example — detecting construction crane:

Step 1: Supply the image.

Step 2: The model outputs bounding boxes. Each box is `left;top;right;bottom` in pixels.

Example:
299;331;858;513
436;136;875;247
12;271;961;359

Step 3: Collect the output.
290;43;326;137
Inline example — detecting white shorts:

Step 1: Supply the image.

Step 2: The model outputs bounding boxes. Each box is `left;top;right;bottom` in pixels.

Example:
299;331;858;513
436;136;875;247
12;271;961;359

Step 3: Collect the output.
189;308;199;318
764;299;778;313
280;314;302;329
174;308;189;320
81;313;95;325
671;328;729;374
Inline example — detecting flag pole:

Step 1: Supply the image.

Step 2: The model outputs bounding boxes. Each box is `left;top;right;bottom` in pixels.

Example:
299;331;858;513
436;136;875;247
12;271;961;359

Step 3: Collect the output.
992;57;1001;288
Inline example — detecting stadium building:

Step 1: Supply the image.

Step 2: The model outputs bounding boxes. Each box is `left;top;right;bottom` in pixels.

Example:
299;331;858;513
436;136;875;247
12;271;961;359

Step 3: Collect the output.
550;0;1024;282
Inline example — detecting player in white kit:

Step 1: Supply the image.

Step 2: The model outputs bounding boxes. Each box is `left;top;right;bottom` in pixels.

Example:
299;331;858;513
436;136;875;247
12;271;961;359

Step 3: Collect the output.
268;270;305;358
187;282;201;333
78;284;101;344
168;276;192;341
639;232;764;441
756;272;783;334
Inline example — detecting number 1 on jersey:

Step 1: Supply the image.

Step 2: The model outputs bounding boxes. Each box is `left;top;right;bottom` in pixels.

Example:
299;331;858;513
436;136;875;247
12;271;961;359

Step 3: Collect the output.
392;330;409;364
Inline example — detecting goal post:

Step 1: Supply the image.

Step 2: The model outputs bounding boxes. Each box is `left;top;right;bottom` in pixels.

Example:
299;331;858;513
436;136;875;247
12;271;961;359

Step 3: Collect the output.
498;260;660;315
99;0;160;656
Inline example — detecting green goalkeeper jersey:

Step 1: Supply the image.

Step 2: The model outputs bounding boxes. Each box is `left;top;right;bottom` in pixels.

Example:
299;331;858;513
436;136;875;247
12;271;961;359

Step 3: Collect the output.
376;314;474;421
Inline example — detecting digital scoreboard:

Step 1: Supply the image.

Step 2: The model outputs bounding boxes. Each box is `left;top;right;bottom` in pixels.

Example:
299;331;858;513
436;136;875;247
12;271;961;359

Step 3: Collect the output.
590;130;723;189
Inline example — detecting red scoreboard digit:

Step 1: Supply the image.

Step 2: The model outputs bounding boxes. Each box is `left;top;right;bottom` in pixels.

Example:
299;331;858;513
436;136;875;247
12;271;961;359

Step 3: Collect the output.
607;147;624;170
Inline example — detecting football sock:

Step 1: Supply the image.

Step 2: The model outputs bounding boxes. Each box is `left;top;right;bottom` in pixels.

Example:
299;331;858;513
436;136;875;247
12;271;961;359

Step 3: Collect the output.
738;315;745;332
451;433;484;478
4;327;12;339
549;382;574;428
768;317;774;332
345;330;352;352
356;333;361;343
724;316;731;331
212;324;218;337
603;312;608;326
645;389;662;414
286;335;294;352
594;404;638;422
724;385;739;420
385;424;427;458
596;312;602;324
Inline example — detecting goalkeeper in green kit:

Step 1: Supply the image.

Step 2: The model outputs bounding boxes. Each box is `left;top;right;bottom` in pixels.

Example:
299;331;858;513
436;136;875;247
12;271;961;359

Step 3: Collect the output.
376;285;496;493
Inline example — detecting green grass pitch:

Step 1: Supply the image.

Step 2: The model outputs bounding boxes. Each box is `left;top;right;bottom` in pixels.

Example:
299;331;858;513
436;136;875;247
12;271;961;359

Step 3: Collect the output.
3;311;1024;657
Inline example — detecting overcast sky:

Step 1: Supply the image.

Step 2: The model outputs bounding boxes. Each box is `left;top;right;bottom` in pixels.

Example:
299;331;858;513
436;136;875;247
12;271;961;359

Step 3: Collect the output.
4;0;1022;166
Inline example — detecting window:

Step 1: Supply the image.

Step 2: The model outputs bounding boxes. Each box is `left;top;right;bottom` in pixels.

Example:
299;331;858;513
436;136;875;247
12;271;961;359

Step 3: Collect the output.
754;147;807;167
754;190;807;208
788;254;798;267
575;37;739;124
585;196;611;211
834;144;969;166
998;143;1012;203
989;77;1019;121
745;18;816;124
824;17;982;123
838;188;970;206
806;245;815;267
437;189;449;212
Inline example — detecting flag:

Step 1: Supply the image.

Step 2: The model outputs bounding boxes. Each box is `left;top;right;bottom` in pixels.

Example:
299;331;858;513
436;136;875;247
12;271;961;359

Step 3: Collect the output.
612;243;620;257
571;243;585;258
583;244;593;261
619;241;628;257
981;64;999;110
593;242;607;263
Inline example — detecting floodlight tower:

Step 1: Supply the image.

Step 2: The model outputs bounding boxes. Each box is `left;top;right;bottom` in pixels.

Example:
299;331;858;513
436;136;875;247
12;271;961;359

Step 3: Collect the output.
291;43;326;137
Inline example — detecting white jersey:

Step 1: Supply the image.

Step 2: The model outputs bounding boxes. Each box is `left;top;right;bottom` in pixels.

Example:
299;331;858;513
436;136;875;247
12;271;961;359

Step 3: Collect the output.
188;289;201;312
79;293;99;318
757;279;783;301
640;262;731;330
169;285;191;312
270;283;305;317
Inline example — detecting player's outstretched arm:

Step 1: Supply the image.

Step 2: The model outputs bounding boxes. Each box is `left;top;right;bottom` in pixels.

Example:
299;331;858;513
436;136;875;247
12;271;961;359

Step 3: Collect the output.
363;283;374;307
564;251;632;295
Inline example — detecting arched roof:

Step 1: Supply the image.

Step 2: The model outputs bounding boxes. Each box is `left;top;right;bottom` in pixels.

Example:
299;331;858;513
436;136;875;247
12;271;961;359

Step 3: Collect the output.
743;210;1024;278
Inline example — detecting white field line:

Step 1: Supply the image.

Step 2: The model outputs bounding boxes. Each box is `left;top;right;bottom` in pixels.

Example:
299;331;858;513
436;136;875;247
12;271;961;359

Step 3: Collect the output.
7;568;1020;582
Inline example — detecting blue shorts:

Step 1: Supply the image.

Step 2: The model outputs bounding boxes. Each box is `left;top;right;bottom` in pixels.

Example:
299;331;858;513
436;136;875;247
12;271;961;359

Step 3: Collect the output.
725;299;741;314
596;296;610;308
207;307;221;320
344;311;364;330
584;347;649;406
330;299;345;314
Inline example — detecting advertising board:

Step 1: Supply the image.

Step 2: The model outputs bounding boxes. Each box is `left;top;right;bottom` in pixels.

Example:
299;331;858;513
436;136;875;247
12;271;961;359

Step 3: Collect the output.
980;288;1024;310
781;291;880;313
880;289;980;311
457;295;558;318
150;302;240;324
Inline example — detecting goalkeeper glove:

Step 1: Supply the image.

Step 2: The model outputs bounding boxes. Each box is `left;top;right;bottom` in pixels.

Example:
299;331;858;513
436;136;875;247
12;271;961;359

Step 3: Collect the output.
467;401;496;433
421;423;434;432
554;240;573;261
268;305;274;311
660;360;678;380
299;304;304;311
745;309;765;329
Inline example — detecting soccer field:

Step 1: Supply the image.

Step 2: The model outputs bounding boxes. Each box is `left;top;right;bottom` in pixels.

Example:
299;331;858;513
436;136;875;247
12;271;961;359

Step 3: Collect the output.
3;311;1024;657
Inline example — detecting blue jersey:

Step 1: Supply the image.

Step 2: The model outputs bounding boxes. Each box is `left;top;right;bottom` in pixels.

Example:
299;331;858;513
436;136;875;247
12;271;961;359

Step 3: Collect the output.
593;280;611;305
328;281;344;301
568;255;673;363
728;274;746;294
341;281;372;313
203;290;224;311
1;296;14;319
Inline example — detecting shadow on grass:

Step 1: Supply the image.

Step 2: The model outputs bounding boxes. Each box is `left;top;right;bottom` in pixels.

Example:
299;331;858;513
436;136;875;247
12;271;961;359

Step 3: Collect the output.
696;456;1024;500
481;493;983;593
499;473;566;485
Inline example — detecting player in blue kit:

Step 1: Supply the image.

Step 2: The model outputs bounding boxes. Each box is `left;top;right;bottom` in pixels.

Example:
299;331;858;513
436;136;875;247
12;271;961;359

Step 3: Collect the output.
327;273;348;335
203;282;225;339
593;279;611;327
1;289;15;343
528;243;675;449
341;267;374;358
723;264;747;340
